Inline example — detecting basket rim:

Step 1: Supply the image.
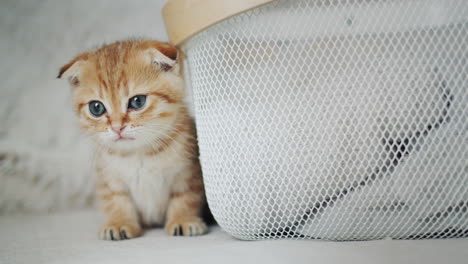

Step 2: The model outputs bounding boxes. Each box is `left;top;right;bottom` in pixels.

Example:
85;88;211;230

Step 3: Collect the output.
162;0;274;46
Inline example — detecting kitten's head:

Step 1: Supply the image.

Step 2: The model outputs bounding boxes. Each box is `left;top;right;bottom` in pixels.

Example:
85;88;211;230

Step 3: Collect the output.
58;40;184;153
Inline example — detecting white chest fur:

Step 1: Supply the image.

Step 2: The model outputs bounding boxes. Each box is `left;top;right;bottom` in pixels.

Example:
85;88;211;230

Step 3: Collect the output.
101;147;191;226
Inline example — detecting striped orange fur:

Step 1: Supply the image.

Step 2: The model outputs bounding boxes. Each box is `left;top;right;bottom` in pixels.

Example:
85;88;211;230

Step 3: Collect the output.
59;40;208;240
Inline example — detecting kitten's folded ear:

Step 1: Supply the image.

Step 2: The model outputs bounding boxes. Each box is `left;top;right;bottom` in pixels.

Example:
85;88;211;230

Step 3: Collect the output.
141;41;179;73
57;53;89;86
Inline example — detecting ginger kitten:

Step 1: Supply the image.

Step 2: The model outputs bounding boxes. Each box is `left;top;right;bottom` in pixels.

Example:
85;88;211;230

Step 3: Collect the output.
58;40;208;240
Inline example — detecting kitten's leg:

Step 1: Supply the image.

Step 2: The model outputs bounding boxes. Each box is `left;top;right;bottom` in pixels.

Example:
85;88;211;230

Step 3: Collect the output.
97;177;141;240
165;167;208;236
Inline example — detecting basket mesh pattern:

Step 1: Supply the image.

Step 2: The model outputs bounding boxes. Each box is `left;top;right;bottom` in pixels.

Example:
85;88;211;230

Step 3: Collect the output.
183;0;468;240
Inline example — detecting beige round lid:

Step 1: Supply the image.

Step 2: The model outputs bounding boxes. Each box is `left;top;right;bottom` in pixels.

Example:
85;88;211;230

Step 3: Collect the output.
163;0;274;46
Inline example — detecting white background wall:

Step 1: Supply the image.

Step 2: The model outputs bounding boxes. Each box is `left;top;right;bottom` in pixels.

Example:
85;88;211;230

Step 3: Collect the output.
0;0;170;213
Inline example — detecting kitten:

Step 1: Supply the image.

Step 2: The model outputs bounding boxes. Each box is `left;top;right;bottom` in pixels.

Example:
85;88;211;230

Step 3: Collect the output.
58;40;208;240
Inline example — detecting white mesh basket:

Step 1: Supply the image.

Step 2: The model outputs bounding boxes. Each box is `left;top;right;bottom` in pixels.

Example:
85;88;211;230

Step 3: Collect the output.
172;0;468;240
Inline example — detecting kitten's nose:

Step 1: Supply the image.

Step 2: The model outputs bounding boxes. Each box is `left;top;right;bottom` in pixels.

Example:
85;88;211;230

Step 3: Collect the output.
111;124;126;135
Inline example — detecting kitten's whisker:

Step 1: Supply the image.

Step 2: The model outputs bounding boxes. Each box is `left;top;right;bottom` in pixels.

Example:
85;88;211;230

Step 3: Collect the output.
144;128;193;157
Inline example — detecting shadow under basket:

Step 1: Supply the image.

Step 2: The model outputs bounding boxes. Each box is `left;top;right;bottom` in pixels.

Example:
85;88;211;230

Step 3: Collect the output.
164;0;468;240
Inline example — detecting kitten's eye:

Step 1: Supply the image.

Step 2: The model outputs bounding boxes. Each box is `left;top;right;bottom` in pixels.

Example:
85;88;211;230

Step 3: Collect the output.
128;95;147;110
88;101;106;117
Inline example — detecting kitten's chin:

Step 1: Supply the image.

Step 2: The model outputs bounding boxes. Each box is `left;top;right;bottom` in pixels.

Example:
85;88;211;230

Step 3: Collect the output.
114;137;135;142
97;138;147;154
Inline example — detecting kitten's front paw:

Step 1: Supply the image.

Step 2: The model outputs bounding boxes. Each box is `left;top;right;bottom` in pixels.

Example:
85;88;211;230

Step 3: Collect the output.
165;217;208;237
99;222;141;241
